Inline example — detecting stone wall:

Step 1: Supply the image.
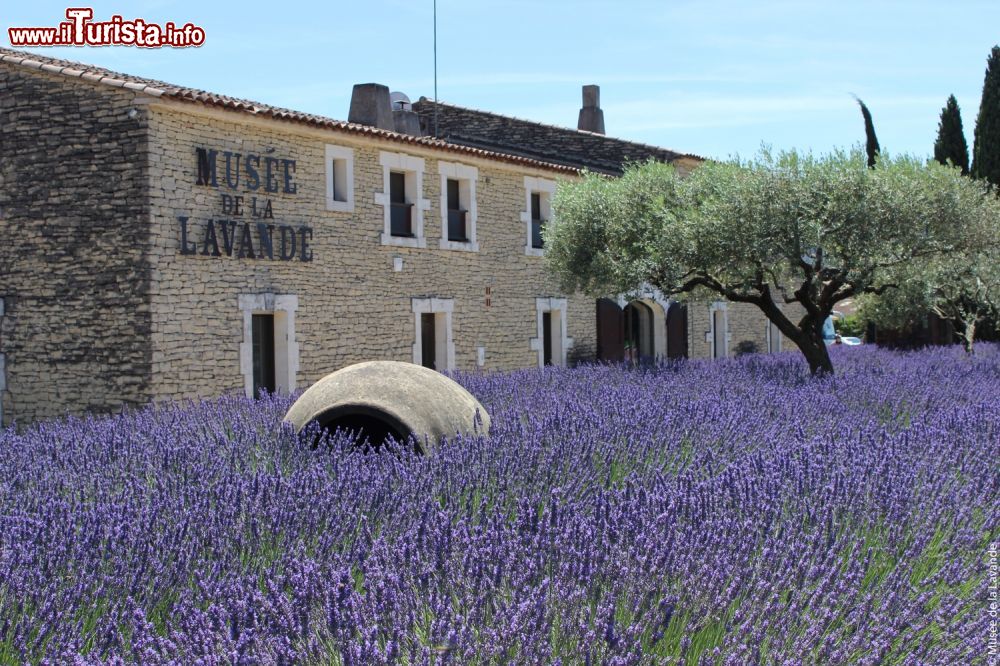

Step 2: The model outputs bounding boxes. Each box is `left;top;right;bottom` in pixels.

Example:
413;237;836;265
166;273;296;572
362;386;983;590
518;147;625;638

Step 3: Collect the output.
0;65;151;426
0;60;809;426
687;300;797;359
145;103;597;400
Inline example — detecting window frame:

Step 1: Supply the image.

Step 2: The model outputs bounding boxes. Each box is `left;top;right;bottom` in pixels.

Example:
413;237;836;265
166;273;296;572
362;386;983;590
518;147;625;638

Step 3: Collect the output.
377;151;429;249
438;161;479;252
388;170;414;237
239;294;299;398
531;297;573;367
324;144;355;213
411;297;455;370
530;192;543;249
522;176;555;256
708;301;730;359
446;180;464;241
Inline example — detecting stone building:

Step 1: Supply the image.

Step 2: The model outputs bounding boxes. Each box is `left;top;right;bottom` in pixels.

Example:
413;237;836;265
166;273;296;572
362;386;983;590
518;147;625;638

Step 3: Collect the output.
412;87;790;365
0;48;785;426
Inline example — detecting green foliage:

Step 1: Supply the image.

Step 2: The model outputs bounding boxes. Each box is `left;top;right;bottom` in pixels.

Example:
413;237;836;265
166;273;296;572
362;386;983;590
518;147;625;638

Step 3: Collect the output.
544;160;684;298
552;150;997;301
972;46;1000;186
547;148;1000;373
857;238;1000;351
933;95;970;175
855;97;881;168
857;277;928;332
834;314;866;338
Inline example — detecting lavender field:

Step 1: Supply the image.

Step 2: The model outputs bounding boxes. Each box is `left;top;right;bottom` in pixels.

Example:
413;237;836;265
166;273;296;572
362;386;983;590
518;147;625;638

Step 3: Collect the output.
1;346;997;664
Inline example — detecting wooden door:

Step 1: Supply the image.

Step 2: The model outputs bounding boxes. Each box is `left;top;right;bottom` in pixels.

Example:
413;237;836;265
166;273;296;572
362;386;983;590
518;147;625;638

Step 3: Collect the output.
666;302;688;359
421;313;436;369
251;314;276;398
596;298;624;362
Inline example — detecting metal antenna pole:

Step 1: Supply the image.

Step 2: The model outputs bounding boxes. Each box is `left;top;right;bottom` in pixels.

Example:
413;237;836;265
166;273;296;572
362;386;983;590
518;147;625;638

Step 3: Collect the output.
433;0;438;138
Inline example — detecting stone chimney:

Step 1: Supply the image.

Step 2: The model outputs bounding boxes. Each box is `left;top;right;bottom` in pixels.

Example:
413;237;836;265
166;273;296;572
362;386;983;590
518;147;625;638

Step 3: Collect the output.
348;83;393;131
390;92;423;136
577;84;605;134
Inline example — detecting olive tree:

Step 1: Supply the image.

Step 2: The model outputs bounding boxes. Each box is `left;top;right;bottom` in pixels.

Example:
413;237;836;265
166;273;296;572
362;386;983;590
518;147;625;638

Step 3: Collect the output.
545;149;1000;375
858;242;1000;354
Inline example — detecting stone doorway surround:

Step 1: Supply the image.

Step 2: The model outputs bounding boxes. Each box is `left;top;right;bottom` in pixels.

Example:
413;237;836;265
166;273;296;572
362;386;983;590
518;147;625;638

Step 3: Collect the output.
238;294;299;398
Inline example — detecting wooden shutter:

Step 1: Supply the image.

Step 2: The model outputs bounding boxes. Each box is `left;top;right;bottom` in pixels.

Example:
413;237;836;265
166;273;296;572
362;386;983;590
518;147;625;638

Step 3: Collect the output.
666;302;688;359
596;298;625;362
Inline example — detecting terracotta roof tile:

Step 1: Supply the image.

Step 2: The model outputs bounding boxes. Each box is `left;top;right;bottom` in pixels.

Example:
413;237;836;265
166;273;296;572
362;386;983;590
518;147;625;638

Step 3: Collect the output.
0;47;580;175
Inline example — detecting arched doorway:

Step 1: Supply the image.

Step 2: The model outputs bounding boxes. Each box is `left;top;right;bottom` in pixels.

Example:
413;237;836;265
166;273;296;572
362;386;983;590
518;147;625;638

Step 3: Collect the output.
624;301;655;363
596;296;669;363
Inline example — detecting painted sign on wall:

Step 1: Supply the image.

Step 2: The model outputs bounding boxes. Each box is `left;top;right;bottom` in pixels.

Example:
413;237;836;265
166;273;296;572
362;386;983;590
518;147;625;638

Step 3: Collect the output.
177;146;313;262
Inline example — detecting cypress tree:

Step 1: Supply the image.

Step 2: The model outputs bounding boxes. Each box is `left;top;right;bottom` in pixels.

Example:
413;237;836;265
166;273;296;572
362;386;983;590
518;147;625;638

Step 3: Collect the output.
933;95;970;175
854;97;880;168
972;46;1000;186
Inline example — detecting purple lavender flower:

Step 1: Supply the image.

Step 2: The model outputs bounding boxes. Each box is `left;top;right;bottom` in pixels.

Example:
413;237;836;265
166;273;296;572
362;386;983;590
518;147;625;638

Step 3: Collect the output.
0;344;994;662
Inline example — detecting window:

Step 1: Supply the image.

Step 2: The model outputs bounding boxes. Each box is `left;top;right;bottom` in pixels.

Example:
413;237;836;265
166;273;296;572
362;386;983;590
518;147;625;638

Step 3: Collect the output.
389;171;412;236
447;180;465;241
239;294;299;398
532;297;573;367
438;161;479;251
522;176;555;256
411;298;455;371
377;152;429;248
531;193;544;249
325;145;354;212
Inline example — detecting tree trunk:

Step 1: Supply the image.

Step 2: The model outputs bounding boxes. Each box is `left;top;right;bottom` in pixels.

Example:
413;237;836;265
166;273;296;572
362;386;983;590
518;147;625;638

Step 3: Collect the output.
793;335;835;375
961;318;977;354
787;312;837;376
757;298;836;376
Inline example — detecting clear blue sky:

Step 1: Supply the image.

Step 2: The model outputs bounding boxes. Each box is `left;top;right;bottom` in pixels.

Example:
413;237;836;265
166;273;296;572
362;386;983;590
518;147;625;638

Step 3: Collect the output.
5;1;998;161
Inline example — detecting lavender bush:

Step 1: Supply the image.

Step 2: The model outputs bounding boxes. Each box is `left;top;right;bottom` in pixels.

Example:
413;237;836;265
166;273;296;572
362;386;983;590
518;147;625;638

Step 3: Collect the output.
0;345;996;664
